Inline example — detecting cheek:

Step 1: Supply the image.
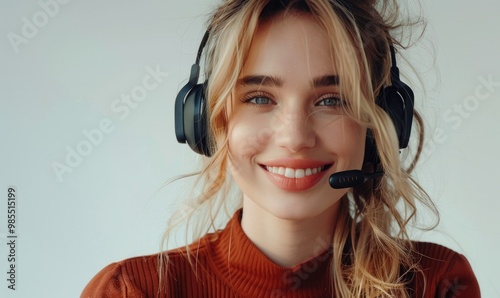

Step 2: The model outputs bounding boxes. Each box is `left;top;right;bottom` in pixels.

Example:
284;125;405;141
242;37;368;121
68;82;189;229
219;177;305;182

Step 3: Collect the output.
228;113;273;164
321;117;366;164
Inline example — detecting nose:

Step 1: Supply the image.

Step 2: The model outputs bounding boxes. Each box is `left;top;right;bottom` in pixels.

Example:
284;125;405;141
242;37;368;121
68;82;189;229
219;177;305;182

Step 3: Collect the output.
272;108;316;152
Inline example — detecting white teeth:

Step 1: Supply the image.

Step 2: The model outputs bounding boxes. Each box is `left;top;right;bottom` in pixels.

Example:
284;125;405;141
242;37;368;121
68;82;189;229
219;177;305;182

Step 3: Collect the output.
278;167;285;175
266;166;326;178
284;168;295;178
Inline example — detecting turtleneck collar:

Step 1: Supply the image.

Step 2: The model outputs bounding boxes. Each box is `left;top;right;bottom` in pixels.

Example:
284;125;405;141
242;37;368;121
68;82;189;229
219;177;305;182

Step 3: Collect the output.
205;209;334;297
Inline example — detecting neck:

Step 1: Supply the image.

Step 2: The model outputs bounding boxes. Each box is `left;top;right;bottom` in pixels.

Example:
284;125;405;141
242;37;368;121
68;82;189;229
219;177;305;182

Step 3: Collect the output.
241;198;340;267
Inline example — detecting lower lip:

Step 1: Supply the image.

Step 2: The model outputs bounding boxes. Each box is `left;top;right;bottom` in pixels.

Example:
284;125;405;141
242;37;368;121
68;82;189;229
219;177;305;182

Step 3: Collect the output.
262;167;329;192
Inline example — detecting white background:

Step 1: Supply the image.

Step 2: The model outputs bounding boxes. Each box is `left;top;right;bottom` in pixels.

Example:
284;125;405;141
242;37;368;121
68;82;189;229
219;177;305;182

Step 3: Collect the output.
1;0;499;297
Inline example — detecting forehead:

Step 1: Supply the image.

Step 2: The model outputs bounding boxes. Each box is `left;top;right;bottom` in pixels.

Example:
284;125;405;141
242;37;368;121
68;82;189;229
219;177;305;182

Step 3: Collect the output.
240;12;336;80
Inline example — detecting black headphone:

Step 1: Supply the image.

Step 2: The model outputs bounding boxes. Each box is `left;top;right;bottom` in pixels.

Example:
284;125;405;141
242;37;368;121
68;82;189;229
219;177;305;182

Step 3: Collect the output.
174;31;211;156
175;31;414;162
364;46;415;165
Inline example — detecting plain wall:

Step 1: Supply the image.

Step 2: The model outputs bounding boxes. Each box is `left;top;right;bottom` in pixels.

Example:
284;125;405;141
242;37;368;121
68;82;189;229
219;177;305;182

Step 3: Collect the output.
1;0;498;297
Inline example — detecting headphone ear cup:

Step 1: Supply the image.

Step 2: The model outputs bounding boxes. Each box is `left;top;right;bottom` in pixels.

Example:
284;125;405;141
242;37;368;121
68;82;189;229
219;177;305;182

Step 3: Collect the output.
183;83;211;156
376;83;414;149
363;46;414;168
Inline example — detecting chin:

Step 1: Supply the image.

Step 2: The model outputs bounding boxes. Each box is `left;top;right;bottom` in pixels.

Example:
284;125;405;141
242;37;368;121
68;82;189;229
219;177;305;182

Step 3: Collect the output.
249;190;345;222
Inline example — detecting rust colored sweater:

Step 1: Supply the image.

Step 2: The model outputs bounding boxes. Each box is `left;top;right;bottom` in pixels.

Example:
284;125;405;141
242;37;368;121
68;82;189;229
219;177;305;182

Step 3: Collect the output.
82;210;480;297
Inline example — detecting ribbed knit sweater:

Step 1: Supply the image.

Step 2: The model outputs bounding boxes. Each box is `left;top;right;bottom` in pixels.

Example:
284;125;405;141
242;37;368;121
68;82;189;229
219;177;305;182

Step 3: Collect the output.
82;210;480;297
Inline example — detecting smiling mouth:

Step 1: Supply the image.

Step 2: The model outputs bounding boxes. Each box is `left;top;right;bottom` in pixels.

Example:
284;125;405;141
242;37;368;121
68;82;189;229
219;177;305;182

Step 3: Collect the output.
261;164;332;178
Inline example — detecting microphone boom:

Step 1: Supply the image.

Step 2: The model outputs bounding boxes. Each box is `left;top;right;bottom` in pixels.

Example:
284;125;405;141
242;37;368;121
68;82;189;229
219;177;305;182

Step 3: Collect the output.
329;170;383;189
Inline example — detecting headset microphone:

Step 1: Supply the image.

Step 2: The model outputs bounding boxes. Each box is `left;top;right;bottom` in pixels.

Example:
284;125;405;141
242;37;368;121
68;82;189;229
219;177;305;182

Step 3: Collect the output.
328;46;414;190
329;170;384;189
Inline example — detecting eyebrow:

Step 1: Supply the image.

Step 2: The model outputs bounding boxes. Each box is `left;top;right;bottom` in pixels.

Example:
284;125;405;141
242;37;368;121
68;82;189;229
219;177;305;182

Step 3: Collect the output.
237;75;284;87
312;75;339;87
236;74;339;88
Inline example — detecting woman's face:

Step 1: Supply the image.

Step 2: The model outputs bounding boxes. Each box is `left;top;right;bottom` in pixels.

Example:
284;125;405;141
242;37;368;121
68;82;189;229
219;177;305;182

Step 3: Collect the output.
227;13;366;220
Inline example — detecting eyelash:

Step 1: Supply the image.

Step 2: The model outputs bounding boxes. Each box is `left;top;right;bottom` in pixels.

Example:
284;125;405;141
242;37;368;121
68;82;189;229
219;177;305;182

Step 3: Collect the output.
315;94;344;108
241;92;275;106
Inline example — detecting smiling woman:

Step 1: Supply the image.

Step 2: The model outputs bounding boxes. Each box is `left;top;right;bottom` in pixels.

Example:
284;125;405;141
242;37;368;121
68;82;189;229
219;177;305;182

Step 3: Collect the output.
228;13;366;224
82;0;480;297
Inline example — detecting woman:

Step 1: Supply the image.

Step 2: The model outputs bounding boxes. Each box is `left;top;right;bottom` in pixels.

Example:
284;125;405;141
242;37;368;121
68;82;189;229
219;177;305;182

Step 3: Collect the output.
82;0;480;297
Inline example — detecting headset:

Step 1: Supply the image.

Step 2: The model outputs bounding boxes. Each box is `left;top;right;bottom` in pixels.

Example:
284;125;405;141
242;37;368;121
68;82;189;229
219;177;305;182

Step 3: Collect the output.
175;30;414;165
364;46;415;165
174;31;211;156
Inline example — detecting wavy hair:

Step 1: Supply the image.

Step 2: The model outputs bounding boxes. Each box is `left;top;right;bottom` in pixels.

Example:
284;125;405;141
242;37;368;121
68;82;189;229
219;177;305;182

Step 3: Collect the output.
161;0;437;297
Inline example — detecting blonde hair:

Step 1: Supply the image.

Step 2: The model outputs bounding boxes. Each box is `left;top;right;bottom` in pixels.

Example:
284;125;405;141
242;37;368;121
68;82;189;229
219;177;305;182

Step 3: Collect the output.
161;0;437;297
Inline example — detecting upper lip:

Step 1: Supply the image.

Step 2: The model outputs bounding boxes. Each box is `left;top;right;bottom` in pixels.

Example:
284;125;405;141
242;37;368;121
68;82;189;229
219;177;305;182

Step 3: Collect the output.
259;158;333;169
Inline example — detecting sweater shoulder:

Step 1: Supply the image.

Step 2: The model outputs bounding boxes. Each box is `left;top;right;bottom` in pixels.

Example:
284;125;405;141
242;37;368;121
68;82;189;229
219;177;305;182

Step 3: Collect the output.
411;241;481;297
80;256;154;298
81;235;215;298
413;241;460;271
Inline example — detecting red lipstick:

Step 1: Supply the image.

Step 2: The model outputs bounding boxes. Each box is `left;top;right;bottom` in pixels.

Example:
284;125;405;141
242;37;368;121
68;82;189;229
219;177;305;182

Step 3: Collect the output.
260;158;332;192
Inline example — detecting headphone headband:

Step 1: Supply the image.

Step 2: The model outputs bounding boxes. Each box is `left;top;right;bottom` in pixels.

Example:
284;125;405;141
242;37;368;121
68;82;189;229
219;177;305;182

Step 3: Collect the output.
196;31;210;65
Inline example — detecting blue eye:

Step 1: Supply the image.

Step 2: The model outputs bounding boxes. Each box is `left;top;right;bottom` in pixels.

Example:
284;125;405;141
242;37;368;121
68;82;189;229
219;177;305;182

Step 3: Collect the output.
247;96;273;105
317;96;343;107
